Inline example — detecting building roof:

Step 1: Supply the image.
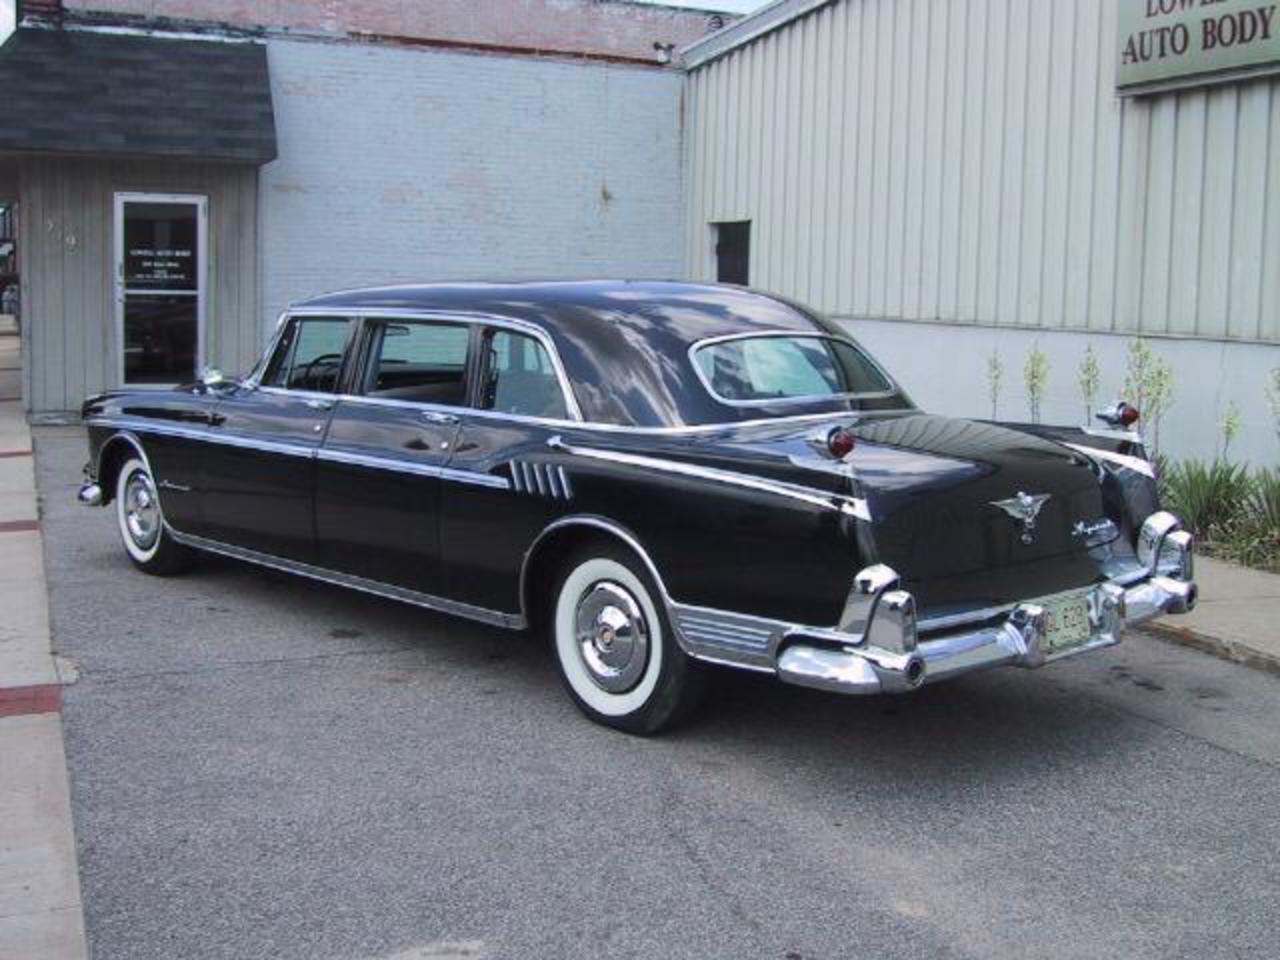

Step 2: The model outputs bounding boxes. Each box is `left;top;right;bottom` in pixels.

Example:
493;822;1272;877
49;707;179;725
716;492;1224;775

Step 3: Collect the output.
681;0;834;69
0;28;276;164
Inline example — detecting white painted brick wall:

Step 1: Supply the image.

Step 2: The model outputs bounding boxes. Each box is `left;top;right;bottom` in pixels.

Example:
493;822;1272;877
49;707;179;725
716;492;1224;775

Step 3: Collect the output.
260;39;686;335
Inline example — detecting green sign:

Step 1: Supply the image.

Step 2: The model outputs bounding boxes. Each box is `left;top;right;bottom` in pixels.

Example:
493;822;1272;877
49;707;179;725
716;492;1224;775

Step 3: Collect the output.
1118;0;1280;92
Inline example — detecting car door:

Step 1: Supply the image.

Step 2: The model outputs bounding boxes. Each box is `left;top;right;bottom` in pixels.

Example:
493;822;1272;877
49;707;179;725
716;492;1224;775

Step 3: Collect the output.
440;324;579;615
314;317;474;595
200;313;356;562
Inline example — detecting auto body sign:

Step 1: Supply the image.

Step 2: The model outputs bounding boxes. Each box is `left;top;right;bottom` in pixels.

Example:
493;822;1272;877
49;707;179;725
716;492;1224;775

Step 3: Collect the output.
1118;0;1280;92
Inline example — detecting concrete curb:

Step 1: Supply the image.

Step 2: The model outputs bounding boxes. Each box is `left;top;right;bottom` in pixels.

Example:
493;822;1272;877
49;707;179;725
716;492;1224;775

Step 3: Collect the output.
0;336;89;960
1144;621;1280;679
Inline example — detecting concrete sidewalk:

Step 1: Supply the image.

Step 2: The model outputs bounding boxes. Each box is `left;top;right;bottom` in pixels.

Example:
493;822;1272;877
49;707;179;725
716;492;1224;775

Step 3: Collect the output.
1148;555;1280;677
0;324;89;960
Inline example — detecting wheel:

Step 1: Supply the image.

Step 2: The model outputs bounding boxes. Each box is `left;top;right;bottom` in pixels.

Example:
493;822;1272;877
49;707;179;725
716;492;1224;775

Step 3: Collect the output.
114;457;193;575
551;545;705;735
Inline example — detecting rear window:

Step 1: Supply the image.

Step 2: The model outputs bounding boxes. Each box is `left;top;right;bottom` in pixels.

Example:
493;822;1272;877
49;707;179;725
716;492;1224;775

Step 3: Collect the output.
692;335;894;405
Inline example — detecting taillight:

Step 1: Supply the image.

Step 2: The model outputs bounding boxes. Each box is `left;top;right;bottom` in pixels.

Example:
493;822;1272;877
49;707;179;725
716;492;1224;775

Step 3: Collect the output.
1118;403;1140;428
827;428;856;459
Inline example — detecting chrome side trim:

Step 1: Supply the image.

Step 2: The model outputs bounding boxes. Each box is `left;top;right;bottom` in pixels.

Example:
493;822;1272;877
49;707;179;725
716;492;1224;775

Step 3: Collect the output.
1062;442;1156;479
88;416;314;459
319;447;510;490
547;436;872;521
167;528;526;630
90;417;508;490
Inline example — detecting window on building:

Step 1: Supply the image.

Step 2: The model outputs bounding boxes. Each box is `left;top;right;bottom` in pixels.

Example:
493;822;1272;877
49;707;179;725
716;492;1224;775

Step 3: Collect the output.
713;220;751;286
480;329;570;420
262;316;353;393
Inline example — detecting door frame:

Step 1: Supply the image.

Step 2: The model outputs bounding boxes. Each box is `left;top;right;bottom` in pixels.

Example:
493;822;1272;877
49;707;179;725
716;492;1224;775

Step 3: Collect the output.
112;191;209;388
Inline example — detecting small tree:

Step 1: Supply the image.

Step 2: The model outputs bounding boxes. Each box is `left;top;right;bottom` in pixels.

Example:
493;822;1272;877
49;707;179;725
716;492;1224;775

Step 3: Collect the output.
1266;368;1280;450
1220;401;1241;460
1025;346;1049;424
1123;337;1175;454
1077;344;1100;424
986;349;1003;420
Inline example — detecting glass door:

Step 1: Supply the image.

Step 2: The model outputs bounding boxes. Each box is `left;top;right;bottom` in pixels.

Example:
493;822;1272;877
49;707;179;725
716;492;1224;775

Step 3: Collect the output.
114;193;207;386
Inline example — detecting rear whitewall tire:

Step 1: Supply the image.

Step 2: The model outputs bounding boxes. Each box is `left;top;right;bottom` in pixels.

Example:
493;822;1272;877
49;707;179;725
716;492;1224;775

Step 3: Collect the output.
552;547;705;734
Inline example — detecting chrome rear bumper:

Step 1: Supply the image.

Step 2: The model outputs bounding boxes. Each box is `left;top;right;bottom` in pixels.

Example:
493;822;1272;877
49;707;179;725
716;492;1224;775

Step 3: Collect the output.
673;511;1198;697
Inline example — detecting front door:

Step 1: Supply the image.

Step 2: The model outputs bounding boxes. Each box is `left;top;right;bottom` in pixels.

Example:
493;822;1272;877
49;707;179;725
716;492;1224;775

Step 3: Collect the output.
315;317;473;595
114;193;206;386
200;314;355;560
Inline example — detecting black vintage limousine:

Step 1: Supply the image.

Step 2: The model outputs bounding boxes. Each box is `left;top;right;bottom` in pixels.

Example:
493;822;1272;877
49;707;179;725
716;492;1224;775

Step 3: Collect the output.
78;281;1197;733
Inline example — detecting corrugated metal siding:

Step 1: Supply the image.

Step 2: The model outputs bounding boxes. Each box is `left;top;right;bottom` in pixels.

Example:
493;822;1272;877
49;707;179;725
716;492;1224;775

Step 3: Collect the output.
17;157;260;413
685;0;1280;344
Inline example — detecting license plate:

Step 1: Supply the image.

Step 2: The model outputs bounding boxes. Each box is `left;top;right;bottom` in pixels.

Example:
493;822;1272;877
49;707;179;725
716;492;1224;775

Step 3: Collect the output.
1043;593;1092;652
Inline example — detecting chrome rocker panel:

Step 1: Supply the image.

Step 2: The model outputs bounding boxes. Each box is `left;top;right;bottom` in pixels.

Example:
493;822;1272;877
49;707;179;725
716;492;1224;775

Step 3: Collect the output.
672;511;1198;697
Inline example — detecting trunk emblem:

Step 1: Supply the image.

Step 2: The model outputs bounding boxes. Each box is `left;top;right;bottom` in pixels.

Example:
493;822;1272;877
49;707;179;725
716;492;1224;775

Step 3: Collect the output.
992;492;1052;545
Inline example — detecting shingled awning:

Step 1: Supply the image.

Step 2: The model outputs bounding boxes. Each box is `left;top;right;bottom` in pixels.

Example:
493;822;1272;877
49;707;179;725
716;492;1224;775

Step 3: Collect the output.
0;28;277;164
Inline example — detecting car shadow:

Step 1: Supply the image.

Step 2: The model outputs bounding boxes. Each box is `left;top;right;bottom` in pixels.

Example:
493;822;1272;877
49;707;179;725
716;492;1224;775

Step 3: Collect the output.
190;550;1147;794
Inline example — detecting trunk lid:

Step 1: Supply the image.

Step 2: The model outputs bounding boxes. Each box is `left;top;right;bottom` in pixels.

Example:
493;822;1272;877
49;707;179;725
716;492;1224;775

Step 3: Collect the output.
693;411;1115;620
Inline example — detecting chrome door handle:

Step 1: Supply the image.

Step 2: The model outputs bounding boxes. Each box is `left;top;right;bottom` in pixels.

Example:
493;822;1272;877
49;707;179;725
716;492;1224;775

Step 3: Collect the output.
304;398;334;411
421;410;459;425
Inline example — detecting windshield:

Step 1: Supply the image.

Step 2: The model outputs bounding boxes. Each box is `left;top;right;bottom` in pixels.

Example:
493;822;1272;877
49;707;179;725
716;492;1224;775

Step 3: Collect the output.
692;335;896;406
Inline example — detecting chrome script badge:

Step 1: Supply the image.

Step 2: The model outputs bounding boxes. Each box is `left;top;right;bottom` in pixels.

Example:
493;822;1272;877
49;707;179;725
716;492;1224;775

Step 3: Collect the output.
992;492;1052;545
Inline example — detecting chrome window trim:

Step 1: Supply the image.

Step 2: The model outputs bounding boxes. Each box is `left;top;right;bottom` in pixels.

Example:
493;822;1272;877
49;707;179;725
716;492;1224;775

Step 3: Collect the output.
547;435;873;522
249;306;584;422
166;527;525;630
687;330;902;410
1062;442;1156;480
250;307;915;433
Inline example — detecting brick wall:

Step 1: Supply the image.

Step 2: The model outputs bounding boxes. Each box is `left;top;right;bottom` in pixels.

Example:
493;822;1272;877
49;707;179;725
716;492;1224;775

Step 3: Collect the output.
258;38;687;335
64;0;723;62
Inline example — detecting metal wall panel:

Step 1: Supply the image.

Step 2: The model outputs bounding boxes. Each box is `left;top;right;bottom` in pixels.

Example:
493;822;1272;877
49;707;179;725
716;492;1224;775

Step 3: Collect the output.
18;157;260;414
685;0;1280;344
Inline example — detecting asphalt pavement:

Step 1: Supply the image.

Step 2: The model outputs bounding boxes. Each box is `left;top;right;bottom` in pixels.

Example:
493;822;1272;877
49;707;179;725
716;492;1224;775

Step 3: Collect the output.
34;425;1280;960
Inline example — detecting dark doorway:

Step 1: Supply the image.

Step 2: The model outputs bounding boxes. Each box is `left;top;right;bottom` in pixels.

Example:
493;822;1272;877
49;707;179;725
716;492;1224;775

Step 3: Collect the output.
713;221;750;286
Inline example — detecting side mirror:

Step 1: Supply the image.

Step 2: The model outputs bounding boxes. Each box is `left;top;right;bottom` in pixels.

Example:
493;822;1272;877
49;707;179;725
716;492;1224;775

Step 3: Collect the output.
200;367;225;387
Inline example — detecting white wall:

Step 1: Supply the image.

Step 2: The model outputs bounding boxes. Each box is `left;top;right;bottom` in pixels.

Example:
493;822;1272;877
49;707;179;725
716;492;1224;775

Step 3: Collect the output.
846;318;1280;466
260;39;687;334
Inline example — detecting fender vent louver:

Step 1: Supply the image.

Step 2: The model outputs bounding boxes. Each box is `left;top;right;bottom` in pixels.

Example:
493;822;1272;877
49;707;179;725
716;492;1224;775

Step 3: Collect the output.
509;461;573;500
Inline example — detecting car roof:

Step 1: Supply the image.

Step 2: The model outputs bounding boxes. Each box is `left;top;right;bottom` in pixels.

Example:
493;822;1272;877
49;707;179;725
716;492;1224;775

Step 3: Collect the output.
291;280;866;428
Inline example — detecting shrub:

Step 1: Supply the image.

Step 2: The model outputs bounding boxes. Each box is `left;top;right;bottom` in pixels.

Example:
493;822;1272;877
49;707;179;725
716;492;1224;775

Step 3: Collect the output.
1160;459;1252;539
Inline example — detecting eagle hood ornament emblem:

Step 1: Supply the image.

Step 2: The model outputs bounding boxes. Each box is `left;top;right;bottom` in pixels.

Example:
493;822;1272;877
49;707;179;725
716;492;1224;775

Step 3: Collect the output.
992;491;1052;545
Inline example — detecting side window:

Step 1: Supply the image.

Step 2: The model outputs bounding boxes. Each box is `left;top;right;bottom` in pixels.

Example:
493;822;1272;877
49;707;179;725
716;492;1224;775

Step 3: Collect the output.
362;320;471;406
261;316;352;393
481;330;569;419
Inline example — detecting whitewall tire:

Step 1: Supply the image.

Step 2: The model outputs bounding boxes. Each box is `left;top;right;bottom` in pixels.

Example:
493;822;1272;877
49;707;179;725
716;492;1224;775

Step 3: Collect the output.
114;457;192;576
552;546;704;734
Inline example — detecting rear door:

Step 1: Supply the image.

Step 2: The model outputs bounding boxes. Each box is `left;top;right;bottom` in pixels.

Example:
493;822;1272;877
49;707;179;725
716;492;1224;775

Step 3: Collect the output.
201;314;355;561
314;317;473;594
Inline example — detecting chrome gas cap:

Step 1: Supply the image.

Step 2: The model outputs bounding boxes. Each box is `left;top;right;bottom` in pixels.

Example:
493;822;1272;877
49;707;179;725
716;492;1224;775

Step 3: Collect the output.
574;581;650;693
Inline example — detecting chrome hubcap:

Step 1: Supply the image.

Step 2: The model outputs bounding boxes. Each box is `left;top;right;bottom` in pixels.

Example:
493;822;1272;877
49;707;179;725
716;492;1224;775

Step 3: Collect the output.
574;581;649;693
123;471;160;550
